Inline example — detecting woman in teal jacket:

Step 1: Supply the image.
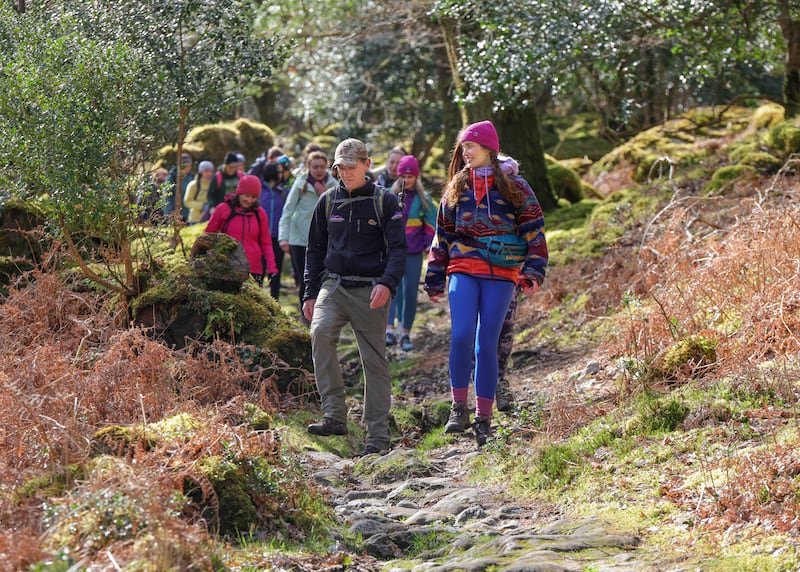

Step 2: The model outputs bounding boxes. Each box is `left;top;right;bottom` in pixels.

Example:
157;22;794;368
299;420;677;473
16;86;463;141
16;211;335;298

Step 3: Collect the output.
277;150;337;307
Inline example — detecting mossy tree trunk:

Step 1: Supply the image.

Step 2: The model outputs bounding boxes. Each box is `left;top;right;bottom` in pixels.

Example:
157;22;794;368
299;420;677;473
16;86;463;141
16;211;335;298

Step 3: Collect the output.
493;104;559;212
778;0;800;118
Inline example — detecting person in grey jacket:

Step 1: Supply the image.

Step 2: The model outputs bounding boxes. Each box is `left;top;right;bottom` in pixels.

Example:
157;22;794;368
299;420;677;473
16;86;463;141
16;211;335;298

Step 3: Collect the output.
278;150;337;305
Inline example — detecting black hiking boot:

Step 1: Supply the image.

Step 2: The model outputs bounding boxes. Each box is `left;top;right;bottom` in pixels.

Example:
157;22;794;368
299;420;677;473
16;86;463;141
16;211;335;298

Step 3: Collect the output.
307;417;347;436
353;444;389;459
473;416;491;447
444;401;470;434
495;378;515;412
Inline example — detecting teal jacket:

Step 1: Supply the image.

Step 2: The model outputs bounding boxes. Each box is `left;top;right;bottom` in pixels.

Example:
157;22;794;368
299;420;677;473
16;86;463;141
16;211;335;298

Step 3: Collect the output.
278;171;338;247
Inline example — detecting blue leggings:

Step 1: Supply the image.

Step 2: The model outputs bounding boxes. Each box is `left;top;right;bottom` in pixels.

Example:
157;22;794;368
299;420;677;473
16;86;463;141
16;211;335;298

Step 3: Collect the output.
387;252;424;331
448;273;515;399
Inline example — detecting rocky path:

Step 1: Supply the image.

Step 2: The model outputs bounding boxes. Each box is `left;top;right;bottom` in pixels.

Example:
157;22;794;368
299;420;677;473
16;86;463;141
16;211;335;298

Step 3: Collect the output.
294;303;659;571
305;435;649;572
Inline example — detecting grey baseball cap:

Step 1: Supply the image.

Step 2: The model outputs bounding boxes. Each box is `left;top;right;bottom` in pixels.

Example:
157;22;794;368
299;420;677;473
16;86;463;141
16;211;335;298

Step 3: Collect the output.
333;138;369;168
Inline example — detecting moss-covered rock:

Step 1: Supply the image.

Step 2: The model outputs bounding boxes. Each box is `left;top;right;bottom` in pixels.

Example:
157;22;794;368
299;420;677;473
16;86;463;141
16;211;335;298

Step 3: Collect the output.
197;455;260;536
546;163;584;203
751;102;785;129
0;256;35;296
704;164;756;195
0;197;46;260
15;465;85;500
768;121;800;155
170;119;277;167
91;424;159;457
190;232;250;293
727;141;760;164
738;151;782;173
659;335;718;379
131;238;313;385
590;106;754;184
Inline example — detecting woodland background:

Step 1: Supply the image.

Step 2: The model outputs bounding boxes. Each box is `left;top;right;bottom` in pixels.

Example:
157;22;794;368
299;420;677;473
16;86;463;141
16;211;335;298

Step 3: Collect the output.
1;1;800;570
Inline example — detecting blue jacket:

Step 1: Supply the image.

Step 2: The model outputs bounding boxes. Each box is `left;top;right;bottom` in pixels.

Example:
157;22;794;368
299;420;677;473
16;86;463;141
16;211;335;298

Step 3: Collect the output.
259;181;286;238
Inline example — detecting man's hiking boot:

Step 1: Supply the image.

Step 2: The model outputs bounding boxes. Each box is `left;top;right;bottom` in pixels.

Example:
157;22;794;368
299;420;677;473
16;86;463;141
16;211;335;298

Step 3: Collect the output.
385;332;398;346
495;378;515;412
353;444;389;459
400;334;414;352
444;401;470;434
307;417;347;436
473;416;491;447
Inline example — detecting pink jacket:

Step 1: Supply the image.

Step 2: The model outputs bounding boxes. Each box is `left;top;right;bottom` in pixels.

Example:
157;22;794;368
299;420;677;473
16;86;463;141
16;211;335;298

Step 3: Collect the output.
205;202;277;276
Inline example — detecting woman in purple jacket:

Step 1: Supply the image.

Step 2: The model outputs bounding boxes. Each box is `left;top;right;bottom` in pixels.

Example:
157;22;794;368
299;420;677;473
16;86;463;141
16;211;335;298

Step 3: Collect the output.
385;155;437;351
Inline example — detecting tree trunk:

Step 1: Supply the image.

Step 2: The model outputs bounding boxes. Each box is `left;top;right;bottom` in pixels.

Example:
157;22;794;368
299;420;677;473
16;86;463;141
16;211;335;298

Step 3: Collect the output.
778;0;800;117
253;80;280;128
494;105;559;212
16;0;25;13
439;16;469;136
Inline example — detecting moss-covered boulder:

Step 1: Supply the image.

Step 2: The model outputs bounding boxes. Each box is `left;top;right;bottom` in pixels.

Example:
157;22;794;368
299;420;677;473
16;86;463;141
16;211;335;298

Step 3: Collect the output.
704;164;756;195
0;255;35;296
546;162;584;203
131;234;312;389
190;232;250;293
0;197;46;260
768;121;800;155
658;334;718;380
738;151;782;173
590;106;754;184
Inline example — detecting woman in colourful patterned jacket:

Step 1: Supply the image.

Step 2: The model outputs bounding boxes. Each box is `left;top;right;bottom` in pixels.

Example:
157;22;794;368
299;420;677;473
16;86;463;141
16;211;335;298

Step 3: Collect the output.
385;155;437;351
424;121;547;446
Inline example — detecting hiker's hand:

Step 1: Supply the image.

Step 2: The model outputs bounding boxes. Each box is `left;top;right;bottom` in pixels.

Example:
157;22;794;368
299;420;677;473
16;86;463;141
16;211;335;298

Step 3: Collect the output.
280;240;290;254
521;280;539;296
428;292;443;304
303;299;315;322
370;284;391;309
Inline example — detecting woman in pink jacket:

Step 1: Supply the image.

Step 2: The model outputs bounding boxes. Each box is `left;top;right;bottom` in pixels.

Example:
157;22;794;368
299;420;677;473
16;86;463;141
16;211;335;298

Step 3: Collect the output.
204;175;278;285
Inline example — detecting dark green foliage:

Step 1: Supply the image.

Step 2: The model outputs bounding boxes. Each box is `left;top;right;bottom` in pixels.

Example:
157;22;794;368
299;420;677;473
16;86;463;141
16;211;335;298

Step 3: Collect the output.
641;398;690;433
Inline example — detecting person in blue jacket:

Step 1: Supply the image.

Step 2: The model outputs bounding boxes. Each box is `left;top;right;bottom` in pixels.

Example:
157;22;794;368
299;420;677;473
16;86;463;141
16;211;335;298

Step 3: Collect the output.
259;162;287;299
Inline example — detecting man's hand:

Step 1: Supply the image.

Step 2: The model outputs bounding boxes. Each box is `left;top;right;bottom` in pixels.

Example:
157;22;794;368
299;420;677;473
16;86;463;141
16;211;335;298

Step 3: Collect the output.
302;298;315;322
428;293;443;304
369;284;391;309
279;240;290;254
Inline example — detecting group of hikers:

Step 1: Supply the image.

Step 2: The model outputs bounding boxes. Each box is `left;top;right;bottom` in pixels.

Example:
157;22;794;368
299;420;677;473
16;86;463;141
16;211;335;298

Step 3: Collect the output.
143;120;548;457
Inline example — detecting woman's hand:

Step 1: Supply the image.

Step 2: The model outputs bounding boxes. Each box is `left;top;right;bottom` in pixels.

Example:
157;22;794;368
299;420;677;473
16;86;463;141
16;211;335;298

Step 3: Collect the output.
279;240;290;254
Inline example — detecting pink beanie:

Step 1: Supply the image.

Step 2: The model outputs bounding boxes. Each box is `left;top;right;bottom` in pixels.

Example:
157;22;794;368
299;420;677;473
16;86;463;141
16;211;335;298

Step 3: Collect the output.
396;155;420;177
236;174;262;196
460;120;499;153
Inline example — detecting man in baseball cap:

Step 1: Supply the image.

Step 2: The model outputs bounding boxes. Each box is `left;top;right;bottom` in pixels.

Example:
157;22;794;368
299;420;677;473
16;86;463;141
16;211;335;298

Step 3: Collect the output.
303;137;407;458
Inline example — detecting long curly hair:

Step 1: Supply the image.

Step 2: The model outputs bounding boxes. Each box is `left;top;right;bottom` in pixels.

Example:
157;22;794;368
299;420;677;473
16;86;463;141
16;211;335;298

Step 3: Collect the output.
442;139;526;208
